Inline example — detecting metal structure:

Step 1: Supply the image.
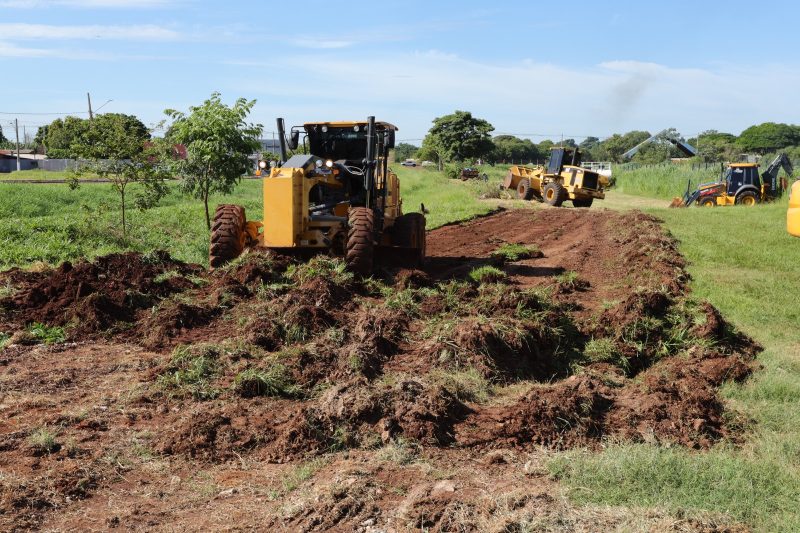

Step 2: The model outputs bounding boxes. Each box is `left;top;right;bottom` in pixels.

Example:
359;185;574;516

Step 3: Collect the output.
623;129;697;160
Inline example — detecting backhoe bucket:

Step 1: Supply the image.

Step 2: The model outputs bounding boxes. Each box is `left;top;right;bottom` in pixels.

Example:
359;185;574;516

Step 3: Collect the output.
669;197;686;208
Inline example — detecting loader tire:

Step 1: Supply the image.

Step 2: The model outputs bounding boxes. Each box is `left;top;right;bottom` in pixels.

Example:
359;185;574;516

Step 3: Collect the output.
572;197;594;208
209;204;246;269
517;179;535;200
735;191;759;206
543;182;565;207
700;197;716;207
346;207;375;275
393;213;427;266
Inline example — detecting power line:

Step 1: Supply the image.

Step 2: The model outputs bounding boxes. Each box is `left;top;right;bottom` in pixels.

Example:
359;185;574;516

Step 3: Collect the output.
0;111;89;116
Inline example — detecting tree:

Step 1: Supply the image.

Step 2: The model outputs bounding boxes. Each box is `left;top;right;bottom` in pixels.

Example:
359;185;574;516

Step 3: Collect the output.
737;122;800;153
393;142;418;162
33;125;48;152
492;135;540;163
165;92;262;229
420;110;494;165
0;124;6;144
40;113;149;159
600;130;651;162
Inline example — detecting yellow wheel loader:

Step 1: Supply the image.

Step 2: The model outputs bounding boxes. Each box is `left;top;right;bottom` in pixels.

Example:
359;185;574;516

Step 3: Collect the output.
670;154;793;208
502;147;605;207
210;116;425;274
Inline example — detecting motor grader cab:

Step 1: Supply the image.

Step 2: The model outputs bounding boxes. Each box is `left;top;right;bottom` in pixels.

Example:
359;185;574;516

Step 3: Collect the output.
671;154;793;208
502;147;605;207
209;116;426;274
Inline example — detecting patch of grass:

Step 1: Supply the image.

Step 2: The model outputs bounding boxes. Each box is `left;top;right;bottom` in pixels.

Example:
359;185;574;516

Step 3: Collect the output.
384;288;420;316
0;280;15;298
490;243;541;263
287;256;352;286
0;332;10;349
549;444;800;531
153;270;183;283
158;344;221;400
431;367;492;403
233;365;300;398
554;270;578;286
28;427;59;454
26;322;66;344
614;164;722;200
279;457;328;495
469;265;507;284
377;437;421;465
582;338;629;374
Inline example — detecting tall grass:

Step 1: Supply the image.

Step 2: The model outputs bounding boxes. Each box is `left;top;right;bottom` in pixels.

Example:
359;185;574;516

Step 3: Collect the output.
613;164;722;199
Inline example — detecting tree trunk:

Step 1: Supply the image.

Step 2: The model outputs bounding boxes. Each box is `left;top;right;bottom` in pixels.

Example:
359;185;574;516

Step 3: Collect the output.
121;187;127;237
203;186;211;230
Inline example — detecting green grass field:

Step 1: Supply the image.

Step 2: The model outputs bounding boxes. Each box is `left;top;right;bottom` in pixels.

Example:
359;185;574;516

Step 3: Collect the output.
549;170;800;532
1;163;798;530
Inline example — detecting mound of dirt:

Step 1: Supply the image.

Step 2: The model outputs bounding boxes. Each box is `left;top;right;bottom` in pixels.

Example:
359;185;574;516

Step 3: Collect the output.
0;209;762;530
1;252;202;336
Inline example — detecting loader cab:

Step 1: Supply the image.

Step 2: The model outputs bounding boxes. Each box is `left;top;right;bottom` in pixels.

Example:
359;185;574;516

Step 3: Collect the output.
724;163;760;196
547;147;582;175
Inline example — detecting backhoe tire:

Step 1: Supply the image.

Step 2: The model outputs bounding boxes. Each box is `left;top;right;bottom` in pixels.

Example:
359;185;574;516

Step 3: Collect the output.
517;179;535;200
700;197;716;207
209;204;246;269
393;213;426;266
572;197;594;208
736;191;759;206
346;207;375;275
543;182;565;207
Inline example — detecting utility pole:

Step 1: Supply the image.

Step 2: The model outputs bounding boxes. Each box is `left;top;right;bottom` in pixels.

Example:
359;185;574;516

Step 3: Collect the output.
87;92;94;121
14;118;20;171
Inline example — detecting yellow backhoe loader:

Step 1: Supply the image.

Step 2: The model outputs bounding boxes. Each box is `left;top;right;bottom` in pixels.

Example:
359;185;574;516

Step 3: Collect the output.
670;154;793;208
210;116;425;274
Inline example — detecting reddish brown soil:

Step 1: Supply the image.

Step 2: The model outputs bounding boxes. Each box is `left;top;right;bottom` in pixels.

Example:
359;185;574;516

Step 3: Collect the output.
0;208;758;531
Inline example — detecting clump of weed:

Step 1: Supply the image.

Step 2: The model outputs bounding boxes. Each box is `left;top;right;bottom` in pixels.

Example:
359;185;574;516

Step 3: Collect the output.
469;265;507;284
490;243;542;264
279;457;328;495
26;322;66;344
0;280;15;299
385;288;420;316
553;270;588;292
431;367;492;403
158;344;222;399
233;365;300;398
29;427;59;454
154;270;183;283
583;338;629;373
377;437;421;465
0;332;10;350
286;256;353;286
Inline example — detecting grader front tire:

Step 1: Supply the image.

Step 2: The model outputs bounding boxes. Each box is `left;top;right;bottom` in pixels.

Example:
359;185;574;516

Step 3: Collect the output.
209;204;246;269
346;207;375;275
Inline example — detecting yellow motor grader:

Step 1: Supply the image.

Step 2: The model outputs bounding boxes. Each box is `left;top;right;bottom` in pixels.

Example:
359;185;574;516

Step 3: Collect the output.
210;117;425;274
502;147;605;207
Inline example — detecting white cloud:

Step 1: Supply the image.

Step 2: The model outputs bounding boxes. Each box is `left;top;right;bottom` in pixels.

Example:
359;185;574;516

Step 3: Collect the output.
290;38;355;50
0;23;180;41
0;40;109;59
233;52;800;140
0;0;174;7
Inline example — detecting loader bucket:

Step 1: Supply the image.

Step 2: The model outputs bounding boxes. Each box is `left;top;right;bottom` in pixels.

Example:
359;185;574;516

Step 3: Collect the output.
669;197;686;208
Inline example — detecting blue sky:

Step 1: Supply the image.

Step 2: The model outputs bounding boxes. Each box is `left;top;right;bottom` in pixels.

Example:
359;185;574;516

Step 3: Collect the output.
1;0;799;143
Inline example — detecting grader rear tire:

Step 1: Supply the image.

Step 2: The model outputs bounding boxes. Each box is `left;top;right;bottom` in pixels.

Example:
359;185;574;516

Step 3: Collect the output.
346;207;375;275
209;204;246;269
393;213;426;266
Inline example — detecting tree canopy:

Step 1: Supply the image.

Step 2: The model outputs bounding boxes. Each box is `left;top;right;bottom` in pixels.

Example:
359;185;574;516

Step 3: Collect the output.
737;122;800;153
165;92;262;229
393;142;418;162
420;110;494;164
40;114;150;159
491;135;540;163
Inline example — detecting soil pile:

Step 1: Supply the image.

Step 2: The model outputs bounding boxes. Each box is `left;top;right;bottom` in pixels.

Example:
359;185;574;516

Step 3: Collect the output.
0;208;760;531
